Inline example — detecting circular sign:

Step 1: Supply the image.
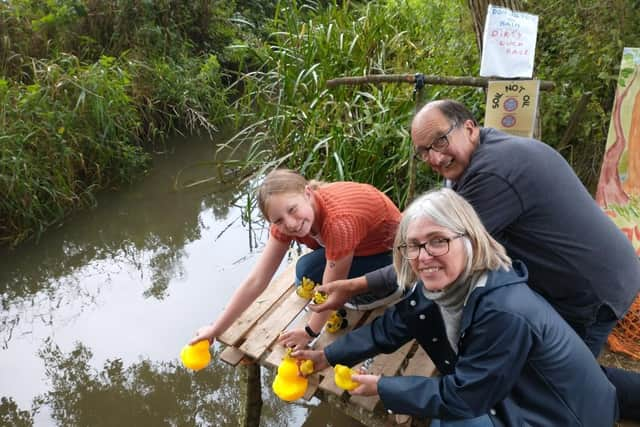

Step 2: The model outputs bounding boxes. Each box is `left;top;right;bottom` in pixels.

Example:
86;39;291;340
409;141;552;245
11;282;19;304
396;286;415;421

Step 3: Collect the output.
503;97;518;112
501;115;516;128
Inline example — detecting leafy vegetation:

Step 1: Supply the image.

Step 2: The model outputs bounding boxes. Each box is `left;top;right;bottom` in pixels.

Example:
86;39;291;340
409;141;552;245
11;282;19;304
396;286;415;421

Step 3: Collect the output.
222;0;640;208
0;0;245;246
224;0;481;208
2;0;639;245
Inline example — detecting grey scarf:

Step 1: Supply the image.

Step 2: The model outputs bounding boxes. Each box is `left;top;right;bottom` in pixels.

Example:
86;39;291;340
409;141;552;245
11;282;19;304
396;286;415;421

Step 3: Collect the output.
422;272;487;353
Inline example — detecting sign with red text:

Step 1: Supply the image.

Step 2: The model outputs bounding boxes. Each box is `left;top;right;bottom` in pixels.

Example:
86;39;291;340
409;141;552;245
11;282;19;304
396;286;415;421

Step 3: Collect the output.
484;79;540;138
480;5;539;78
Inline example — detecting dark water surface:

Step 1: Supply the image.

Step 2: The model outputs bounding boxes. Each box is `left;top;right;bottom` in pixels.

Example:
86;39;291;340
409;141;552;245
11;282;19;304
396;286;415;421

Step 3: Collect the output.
0;134;362;426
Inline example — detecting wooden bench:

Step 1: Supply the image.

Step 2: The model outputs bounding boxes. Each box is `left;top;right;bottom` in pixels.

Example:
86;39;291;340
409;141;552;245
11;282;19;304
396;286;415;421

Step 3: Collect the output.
217;260;437;426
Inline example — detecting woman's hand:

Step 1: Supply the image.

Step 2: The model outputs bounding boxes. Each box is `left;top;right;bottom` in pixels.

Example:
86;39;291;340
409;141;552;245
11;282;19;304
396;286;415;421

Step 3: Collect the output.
278;328;312;351
189;324;217;346
349;373;381;396
291;349;330;373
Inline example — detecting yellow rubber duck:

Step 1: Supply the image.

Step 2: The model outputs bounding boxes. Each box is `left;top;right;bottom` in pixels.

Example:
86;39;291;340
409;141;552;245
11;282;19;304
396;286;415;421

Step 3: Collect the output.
272;350;314;401
326;308;348;333
334;364;360;391
299;359;315;376
296;277;317;299
180;340;211;371
312;290;327;305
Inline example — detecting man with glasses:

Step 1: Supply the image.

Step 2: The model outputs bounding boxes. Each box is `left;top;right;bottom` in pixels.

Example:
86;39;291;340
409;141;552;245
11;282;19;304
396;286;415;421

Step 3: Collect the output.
313;99;640;420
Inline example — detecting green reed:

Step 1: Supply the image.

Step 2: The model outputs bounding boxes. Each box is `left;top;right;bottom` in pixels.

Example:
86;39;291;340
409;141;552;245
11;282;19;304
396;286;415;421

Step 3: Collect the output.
0;0;237;246
222;0;480;208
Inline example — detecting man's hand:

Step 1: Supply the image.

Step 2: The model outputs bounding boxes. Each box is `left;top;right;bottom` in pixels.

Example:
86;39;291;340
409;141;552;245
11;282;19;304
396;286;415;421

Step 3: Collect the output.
291;348;330;373
309;276;369;312
349;373;380;396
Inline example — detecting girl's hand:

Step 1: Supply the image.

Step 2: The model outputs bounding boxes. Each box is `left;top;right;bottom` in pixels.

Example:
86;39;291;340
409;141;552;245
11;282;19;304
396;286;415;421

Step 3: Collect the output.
189;324;217;346
278;328;312;351
291;349;330;373
349;374;381;396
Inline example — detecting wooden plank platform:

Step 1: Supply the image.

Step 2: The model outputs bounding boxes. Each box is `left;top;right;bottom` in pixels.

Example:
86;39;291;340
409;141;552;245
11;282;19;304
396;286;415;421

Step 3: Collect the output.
219;257;437;426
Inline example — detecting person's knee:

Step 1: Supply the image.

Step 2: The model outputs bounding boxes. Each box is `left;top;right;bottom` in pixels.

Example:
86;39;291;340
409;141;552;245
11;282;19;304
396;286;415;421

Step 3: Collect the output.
295;249;325;284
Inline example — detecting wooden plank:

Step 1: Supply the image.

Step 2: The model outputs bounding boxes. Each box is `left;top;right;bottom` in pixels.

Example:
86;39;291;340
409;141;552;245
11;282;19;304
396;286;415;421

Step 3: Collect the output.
349;340;415;412
218;261;297;347
220;345;247;366
238;285;309;360
263;308;313;368
303;374;319;400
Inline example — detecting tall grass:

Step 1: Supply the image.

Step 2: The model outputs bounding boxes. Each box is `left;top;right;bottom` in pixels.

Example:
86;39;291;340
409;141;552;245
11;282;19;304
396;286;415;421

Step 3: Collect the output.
221;0;640;208
0;55;144;244
221;0;482;208
0;0;242;246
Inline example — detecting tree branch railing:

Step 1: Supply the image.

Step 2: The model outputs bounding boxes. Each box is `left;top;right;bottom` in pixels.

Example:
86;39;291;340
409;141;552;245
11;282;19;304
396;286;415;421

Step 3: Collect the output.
327;73;555;91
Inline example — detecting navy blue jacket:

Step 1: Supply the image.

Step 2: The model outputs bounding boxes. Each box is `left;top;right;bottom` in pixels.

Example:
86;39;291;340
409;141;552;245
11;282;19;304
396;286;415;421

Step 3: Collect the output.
325;262;618;426
366;128;640;325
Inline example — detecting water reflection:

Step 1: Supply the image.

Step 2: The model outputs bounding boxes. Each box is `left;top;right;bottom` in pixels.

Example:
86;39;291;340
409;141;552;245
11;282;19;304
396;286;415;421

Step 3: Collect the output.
0;133;363;426
0;134;253;350
0;397;32;426
0;138;245;305
29;341;305;426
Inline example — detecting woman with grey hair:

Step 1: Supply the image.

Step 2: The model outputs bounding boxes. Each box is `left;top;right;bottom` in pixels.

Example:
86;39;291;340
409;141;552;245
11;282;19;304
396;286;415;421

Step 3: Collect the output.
294;188;618;426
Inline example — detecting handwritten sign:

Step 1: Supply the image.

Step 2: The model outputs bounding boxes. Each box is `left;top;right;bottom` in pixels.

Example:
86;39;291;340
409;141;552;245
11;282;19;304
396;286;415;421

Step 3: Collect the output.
484;80;540;138
480;5;539;78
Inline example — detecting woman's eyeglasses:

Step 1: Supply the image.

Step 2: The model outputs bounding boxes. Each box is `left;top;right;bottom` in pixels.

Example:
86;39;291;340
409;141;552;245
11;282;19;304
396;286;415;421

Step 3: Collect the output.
397;234;465;260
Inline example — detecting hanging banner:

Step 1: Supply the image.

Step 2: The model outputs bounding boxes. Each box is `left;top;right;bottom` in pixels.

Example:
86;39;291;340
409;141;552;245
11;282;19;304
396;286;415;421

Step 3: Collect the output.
480;5;539;78
595;47;640;255
484;79;540;138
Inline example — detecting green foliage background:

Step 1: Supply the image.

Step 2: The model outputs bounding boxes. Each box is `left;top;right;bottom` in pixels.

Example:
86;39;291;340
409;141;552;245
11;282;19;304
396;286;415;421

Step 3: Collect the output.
1;0;639;246
0;0;237;246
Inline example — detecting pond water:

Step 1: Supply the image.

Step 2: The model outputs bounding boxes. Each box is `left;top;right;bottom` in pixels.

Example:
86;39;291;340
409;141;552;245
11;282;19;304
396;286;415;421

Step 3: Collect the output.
0;134;363;426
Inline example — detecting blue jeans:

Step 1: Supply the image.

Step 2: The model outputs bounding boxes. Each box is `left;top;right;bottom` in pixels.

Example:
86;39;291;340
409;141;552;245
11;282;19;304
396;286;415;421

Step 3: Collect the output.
564;304;617;357
295;248;396;306
429;414;495;427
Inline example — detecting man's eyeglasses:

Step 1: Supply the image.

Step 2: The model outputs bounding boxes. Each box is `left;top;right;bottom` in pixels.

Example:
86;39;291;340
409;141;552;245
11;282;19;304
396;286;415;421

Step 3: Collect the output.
413;123;457;161
397;234;465;260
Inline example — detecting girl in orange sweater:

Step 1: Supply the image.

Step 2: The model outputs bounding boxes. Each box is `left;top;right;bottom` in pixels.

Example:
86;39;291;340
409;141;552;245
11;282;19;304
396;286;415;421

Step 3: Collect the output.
190;169;402;350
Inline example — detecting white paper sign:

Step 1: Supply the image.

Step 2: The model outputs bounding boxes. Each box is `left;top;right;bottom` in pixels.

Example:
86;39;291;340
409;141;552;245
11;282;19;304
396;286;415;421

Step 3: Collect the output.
480;5;539;78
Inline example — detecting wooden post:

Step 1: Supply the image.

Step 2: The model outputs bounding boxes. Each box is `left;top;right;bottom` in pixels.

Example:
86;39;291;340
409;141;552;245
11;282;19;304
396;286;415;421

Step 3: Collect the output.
408;74;427;204
239;362;262;427
467;0;524;54
557;91;593;155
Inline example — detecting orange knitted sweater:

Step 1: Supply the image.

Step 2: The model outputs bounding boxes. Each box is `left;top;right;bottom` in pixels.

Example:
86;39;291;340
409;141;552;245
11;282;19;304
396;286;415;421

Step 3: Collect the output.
270;182;401;260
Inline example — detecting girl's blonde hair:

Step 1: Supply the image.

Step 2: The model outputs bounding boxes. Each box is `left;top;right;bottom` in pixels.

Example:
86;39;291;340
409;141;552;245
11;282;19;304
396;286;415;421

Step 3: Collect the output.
393;188;511;288
257;169;323;219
